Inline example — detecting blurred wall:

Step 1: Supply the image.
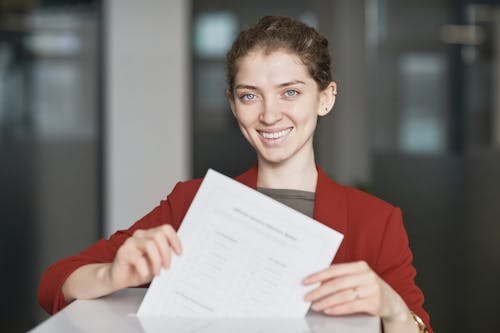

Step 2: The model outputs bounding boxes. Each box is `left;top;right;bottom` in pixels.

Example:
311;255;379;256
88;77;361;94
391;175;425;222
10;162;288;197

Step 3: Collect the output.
105;0;190;235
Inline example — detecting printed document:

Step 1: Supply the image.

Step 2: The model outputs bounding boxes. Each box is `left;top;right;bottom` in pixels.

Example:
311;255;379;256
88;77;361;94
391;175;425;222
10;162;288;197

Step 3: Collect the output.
137;169;343;317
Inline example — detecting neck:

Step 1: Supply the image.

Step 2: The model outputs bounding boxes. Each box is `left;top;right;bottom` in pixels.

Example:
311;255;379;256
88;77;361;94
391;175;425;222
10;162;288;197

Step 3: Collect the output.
256;154;318;192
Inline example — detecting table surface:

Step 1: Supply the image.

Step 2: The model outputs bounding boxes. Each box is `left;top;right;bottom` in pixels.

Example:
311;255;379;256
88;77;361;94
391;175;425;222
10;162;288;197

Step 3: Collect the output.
29;288;381;333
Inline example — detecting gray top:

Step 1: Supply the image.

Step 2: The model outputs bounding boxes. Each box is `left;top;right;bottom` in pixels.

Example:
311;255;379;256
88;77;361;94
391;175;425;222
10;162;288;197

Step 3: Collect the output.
257;187;316;218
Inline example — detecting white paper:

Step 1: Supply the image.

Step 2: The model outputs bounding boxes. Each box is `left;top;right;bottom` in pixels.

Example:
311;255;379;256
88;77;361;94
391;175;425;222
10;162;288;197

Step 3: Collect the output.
137;169;343;317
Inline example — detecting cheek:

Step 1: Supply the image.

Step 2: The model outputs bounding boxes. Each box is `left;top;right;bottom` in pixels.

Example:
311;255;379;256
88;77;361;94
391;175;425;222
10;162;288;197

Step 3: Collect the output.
234;105;259;125
234;111;255;132
294;96;320;113
292;101;320;124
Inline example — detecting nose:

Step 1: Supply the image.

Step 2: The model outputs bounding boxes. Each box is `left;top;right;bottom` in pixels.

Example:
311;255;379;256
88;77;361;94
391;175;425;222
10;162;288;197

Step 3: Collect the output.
259;97;282;125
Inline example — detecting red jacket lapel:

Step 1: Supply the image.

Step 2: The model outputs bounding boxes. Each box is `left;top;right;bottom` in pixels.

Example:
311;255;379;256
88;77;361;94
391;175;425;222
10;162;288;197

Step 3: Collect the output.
314;166;348;263
234;165;258;189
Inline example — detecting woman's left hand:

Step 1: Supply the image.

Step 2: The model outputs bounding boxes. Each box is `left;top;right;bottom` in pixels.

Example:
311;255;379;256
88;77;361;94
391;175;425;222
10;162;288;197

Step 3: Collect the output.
303;261;410;323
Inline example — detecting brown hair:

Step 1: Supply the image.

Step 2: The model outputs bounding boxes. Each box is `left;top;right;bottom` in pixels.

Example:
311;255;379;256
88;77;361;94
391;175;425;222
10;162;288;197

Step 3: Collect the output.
225;15;333;94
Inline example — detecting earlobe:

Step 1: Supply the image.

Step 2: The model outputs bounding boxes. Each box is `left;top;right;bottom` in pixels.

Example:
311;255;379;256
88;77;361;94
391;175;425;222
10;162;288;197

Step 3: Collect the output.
319;106;330;116
318;82;337;116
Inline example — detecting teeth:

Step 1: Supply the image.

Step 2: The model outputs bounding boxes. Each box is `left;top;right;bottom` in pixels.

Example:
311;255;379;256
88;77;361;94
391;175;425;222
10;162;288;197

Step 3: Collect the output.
260;128;291;139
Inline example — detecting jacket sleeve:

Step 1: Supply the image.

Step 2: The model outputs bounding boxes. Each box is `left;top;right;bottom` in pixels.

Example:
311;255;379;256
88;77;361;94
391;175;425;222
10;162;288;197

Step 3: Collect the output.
37;181;188;315
375;207;433;333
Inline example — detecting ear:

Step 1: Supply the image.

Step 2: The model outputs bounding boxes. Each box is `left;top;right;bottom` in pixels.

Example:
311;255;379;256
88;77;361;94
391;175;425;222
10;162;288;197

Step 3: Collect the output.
318;81;337;116
226;89;237;116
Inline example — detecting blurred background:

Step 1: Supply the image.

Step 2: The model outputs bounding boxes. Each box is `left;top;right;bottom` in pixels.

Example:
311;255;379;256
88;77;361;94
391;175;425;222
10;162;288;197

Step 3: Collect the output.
1;0;499;332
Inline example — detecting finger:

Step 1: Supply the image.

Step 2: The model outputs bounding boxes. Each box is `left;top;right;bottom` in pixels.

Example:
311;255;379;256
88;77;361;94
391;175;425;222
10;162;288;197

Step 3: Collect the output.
303;261;370;285
152;231;171;268
134;256;152;282
141;239;163;276
311;287;359;311
323;297;377;316
163;241;172;269
305;271;373;302
162;224;183;255
155;227;173;268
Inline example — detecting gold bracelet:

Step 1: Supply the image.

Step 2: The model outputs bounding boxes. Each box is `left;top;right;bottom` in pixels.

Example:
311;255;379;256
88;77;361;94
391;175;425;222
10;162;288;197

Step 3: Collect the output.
410;311;429;333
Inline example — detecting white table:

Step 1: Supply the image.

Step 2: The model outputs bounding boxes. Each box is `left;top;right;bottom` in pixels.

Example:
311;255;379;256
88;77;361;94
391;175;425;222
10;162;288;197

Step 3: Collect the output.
30;288;381;333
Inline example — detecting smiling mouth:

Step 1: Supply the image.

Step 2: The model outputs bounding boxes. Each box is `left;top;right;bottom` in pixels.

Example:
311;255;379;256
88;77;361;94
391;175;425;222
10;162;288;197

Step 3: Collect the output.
258;127;293;139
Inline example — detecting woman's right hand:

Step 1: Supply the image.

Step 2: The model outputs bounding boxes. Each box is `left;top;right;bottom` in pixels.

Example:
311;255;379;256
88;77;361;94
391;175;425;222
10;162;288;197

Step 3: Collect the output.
107;224;183;290
62;224;182;303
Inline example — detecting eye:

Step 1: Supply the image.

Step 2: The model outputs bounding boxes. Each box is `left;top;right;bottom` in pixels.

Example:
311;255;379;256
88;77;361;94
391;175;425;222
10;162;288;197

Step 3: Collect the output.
284;89;299;98
239;93;257;101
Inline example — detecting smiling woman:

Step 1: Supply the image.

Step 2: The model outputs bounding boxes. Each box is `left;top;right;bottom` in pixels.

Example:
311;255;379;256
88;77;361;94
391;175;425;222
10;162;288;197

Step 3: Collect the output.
224;16;336;192
227;50;336;190
38;15;432;333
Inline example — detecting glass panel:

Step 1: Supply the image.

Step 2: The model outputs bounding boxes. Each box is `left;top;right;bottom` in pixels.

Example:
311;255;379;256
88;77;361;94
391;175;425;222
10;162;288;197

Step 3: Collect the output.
194;12;237;58
398;52;446;153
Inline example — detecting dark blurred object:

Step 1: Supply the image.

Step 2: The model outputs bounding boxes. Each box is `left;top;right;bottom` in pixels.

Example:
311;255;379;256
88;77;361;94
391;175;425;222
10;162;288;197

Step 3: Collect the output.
362;0;500;332
373;152;500;332
0;1;101;331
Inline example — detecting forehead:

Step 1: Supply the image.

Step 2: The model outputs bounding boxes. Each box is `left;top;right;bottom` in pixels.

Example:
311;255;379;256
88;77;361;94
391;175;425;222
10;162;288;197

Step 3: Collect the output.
234;49;313;86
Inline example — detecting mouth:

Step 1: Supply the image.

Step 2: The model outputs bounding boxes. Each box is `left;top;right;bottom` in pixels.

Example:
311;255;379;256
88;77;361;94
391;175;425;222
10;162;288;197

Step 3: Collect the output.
257;127;293;140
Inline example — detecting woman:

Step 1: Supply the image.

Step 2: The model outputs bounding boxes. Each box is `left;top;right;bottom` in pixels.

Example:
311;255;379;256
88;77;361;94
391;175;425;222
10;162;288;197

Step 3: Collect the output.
38;16;432;333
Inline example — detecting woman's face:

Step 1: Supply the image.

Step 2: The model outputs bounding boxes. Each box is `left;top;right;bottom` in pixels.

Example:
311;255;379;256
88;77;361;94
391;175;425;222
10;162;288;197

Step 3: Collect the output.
228;49;336;167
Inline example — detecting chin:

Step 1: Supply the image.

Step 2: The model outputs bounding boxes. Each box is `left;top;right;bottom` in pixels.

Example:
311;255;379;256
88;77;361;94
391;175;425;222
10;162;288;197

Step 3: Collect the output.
259;152;292;165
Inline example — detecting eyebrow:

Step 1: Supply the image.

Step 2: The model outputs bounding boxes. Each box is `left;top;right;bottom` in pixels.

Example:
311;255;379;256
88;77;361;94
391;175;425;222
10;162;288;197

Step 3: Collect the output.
277;80;306;88
234;80;306;91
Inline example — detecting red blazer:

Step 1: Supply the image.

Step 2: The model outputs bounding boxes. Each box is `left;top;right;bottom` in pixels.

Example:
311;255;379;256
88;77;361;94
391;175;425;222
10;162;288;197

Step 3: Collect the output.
38;165;432;332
